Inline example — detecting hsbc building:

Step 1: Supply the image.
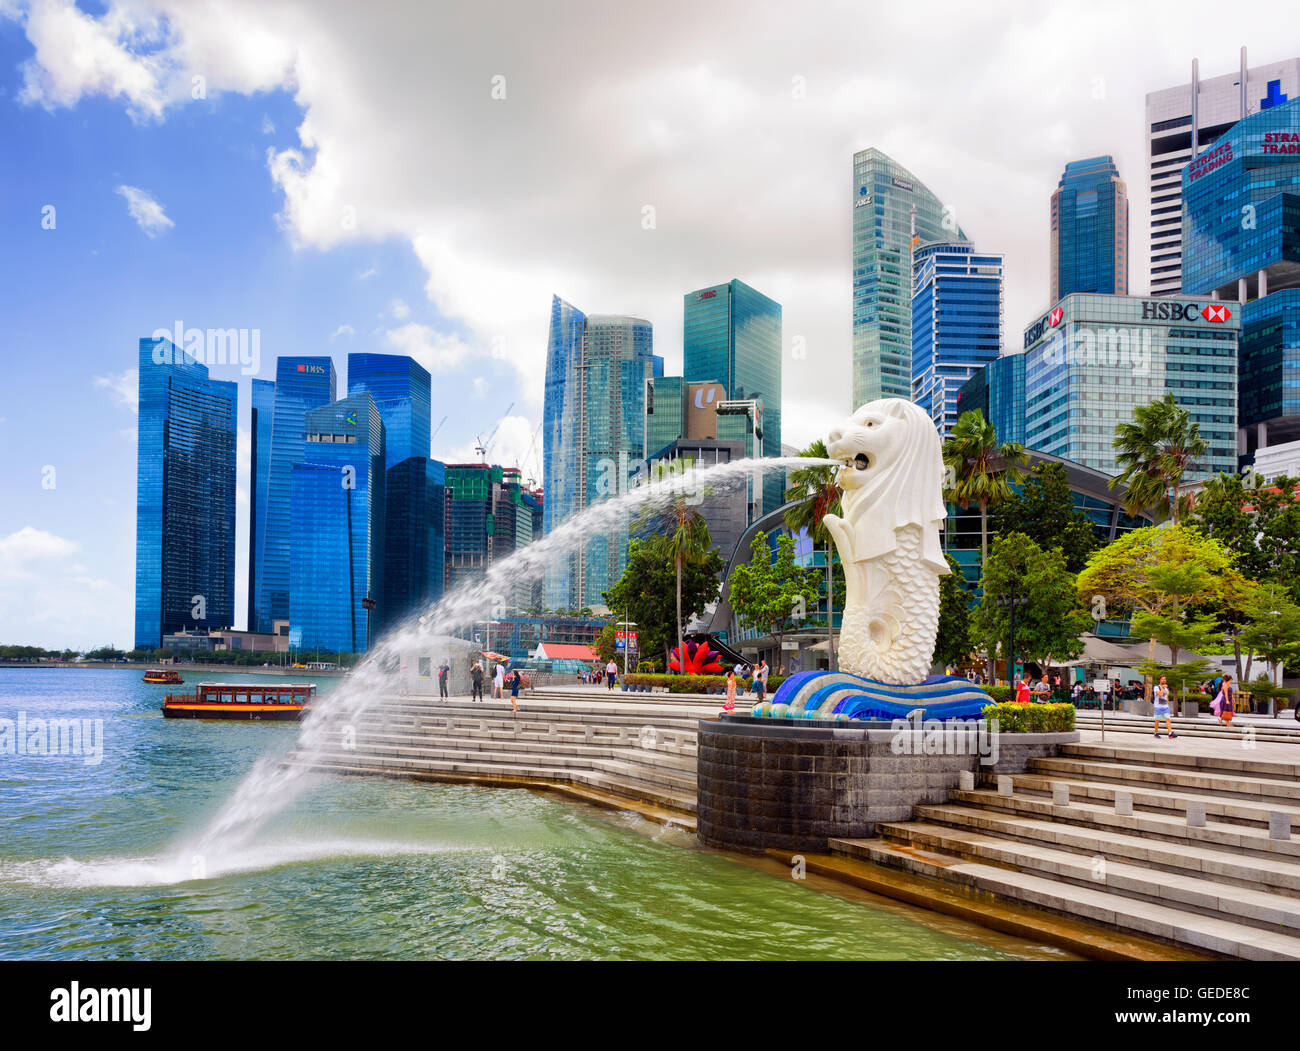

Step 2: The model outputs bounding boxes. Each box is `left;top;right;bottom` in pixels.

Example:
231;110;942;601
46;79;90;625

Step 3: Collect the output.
1017;292;1238;480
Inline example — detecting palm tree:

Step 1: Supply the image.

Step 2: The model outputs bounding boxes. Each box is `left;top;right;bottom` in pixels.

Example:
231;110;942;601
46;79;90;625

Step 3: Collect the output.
943;411;1028;568
784;439;842;671
1112;392;1210;526
646;499;713;673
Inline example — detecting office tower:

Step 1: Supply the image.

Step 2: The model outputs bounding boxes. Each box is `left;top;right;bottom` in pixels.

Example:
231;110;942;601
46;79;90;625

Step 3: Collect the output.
1181;95;1300;461
1051;157;1129;300
645;375;685;459
383;456;446;629
442;463;535;604
247;378;275;631
910;241;1005;437
852;147;965;408
346;353;432;469
288;394;385;653
542;295;655;609
134;337;238;649
1020;294;1238;478
683;279;782;513
1145;48;1300;296
957;354;1026;446
254;356;336;633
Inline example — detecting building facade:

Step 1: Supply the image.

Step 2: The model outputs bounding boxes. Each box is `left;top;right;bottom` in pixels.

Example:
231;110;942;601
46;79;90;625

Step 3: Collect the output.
852;147;964;408
910;240;1005;437
346;353;432;469
135;337;238;649
383;456;446;630
956;353;1026;446
1051;156;1128;301
247;377;275;631
683;279;783;514
1145;49;1300;296
1020;293;1238;478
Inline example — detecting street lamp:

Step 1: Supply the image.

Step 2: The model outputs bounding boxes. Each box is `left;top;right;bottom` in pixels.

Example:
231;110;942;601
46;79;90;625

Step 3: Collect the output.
362;595;376;652
995;590;1029;688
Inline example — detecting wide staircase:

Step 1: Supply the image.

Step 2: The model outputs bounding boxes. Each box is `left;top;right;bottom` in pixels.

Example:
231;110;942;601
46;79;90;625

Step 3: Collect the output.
1074;708;1300;743
284;688;717;827
832;739;1300;959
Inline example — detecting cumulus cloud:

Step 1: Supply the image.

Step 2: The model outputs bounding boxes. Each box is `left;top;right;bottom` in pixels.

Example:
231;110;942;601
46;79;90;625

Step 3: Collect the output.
389;297;410;319
116;184;173;237
382;322;471;372
0;527;127;647
93;367;138;410
331;323;355;340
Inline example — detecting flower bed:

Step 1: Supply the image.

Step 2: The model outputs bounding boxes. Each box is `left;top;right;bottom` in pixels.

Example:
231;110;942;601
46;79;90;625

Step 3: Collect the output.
981;701;1076;733
622;673;787;695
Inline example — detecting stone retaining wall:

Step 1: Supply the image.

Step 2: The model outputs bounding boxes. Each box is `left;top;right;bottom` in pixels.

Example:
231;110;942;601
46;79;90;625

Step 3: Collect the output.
697;716;1078;854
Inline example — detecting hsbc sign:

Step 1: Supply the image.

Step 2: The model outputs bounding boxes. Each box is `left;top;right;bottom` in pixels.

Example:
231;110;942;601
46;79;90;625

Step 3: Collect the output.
1140;300;1231;322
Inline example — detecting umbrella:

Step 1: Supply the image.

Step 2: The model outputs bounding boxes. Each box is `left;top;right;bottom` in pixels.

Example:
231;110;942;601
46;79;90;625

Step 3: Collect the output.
478;649;510;663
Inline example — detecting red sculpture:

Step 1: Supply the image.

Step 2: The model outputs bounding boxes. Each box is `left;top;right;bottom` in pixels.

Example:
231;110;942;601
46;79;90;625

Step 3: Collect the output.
669;639;725;675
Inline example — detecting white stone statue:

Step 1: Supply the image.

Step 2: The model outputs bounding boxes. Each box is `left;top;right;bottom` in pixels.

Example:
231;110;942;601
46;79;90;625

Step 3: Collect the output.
823;399;949;685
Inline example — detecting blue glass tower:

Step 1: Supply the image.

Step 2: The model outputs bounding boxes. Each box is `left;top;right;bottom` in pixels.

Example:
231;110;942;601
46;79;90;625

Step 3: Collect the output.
542;295;654;609
910;241;1004;437
346;353;432;469
254;356;336;633
247;378;275;631
382;456;446;629
683;279;782;513
1051;156;1129;301
289;394;386;653
134;337;238;650
956;354;1025;446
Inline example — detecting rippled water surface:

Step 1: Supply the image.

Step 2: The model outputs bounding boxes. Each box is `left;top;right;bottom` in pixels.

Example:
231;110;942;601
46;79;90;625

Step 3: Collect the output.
0;669;1063;960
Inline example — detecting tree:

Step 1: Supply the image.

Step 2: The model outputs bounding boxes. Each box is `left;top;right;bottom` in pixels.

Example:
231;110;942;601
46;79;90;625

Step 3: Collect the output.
727;531;821;660
935;553;974;670
1077;525;1236;699
1128;562;1223;704
1189;472;1300;604
641;498;714;674
996;461;1100;573
975;534;1089;673
784;438;843;670
1111;392;1210;525
1236;588;1300;715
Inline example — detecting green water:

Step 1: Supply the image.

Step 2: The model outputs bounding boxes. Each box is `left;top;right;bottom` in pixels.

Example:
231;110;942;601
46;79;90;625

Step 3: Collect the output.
0;669;1058;960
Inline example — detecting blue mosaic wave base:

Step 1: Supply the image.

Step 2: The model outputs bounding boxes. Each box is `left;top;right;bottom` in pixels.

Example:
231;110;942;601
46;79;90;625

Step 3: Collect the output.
753;670;991;722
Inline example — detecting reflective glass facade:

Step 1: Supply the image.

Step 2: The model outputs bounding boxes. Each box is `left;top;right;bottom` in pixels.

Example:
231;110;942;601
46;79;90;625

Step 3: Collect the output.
1051;156;1129;301
1021;294;1238;478
346;353;432;470
645;375;685;458
852;148;964;408
957;354;1026;446
134;338;238;649
683;279;782;513
1240;289;1300;440
289;394;385;653
246;378;275;631
910;241;1004;437
383;455;446;631
255;356;336;632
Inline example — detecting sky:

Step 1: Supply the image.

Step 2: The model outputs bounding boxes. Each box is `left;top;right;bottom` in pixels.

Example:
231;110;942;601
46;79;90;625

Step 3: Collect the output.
2;0;1298;649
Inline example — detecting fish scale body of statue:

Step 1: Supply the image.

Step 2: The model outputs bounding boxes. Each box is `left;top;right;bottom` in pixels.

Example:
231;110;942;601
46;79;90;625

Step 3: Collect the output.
823;398;949;686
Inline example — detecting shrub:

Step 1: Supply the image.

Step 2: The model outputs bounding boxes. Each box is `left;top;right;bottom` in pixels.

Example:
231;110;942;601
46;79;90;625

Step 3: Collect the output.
981;701;1075;733
621;673;786;696
981;685;1012;704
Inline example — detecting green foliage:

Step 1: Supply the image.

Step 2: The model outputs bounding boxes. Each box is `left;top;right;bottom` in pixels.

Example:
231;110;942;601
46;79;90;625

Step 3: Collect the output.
1077;525;1236;619
783;439;842;547
623;672;786;695
943;410;1028;562
982;702;1076;733
981;684;1012;703
1189;473;1300;603
727;531;821;652
975;533;1090;668
1111;392;1210;524
935;553;974;668
592;620;618;665
996;462;1100;573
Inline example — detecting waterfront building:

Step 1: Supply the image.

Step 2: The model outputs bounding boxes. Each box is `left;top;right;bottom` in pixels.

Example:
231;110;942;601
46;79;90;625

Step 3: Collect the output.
956;353;1026;446
254;356;337;633
636;437;750;562
247;378;275;632
852;147;965;408
289;394;386;653
444;462;535;609
346;353;432;470
543;296;655;609
910;241;1004;437
1145;48;1300;296
383;456;446;629
684;279;782;514
1020;293;1238;478
1051;157;1129;300
134;337;238;650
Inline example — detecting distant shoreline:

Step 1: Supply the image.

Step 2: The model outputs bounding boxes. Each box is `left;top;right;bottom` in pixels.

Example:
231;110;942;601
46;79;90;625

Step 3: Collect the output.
0;661;350;677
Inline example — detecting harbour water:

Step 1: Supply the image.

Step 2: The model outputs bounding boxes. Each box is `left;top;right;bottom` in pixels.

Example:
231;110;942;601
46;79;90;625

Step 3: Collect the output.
0;668;1068;960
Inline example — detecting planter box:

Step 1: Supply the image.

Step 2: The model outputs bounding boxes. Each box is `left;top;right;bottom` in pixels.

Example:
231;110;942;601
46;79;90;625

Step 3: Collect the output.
1181;700;1200;719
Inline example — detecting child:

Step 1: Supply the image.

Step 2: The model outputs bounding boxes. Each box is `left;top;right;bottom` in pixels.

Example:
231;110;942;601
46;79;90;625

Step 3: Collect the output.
509;669;521;714
722;672;737;714
1152;675;1177;739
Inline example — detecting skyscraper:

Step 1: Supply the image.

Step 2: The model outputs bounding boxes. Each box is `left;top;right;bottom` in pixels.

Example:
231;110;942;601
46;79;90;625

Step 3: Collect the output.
289;394;386;653
683;279;782;513
852;147;964;408
910;241;1004;437
957;354;1026;446
1145;49;1300;296
346;353;432;469
247;378;275;631
134;337;238;650
254;356;336;633
1051;157;1129;301
542;295;654;609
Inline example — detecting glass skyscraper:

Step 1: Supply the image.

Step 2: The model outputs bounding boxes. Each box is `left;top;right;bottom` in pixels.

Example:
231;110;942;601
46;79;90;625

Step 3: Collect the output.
134;337;238;650
852;148;964;408
289;394;385;653
645;375;685;459
383;456;446;630
247;378;275;631
346;353;432;469
253;356;336;633
910;241;1004;437
542;295;654;609
1051;156;1129;301
683;279;782;514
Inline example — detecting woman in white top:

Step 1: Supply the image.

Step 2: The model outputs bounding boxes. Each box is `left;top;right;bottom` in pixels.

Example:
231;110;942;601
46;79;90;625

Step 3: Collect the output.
493;663;505;699
1153;675;1176;739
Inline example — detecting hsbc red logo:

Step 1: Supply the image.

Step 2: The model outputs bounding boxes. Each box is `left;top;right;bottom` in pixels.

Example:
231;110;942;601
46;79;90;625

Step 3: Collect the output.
1048;307;1063;327
1202;304;1231;323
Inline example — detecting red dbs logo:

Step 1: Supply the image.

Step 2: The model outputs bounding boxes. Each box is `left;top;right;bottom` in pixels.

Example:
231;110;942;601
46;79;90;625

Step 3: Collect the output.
1202;304;1231;322
1048;307;1064;327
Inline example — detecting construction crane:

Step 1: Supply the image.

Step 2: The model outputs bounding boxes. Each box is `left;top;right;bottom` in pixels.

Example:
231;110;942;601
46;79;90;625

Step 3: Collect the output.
520;420;543;488
432;415;448;439
474;401;514;464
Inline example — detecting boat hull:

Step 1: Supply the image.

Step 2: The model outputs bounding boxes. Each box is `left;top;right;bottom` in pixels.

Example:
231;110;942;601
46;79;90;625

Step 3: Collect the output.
162;704;307;722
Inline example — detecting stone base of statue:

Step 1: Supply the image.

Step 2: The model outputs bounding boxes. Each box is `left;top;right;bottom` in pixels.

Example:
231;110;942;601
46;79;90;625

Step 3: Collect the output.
750;670;991;722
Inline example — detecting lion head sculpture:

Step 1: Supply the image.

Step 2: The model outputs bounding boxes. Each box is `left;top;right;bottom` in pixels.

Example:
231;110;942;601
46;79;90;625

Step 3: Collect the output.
824;398;948;574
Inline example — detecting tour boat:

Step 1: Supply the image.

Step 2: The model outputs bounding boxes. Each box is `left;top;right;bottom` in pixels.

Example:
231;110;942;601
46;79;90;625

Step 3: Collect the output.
162;682;317;721
142;668;183;684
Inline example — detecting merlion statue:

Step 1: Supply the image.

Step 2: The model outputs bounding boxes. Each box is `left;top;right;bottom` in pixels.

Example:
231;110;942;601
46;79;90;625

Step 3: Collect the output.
823;398;948;685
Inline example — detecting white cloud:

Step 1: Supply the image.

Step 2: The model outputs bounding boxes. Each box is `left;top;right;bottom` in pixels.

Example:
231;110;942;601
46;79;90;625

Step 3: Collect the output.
382;323;471;372
331;323;355;340
116;184;173;237
93;367;138;411
356;266;377;280
261;113;275;134
0;527;128;648
389;297;410;319
0;527;78;571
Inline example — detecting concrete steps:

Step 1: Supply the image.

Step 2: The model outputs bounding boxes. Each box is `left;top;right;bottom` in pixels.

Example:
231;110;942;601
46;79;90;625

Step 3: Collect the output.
1027;755;1300;805
1074;711;1300;743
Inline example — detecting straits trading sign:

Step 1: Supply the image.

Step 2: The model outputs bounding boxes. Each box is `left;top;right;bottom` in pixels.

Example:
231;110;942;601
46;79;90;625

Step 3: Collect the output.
1023;299;1232;349
1187;139;1233;181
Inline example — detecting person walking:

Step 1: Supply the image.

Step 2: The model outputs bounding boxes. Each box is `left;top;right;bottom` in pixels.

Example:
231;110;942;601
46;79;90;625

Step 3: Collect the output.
605;659;618;690
470;661;484;702
437;660;449;700
1033;675;1051;702
1153;675;1177;738
723;671;737;713
509;668;521;714
754;659;769;703
1213;674;1236;726
1015;675;1031;704
493;663;505;699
